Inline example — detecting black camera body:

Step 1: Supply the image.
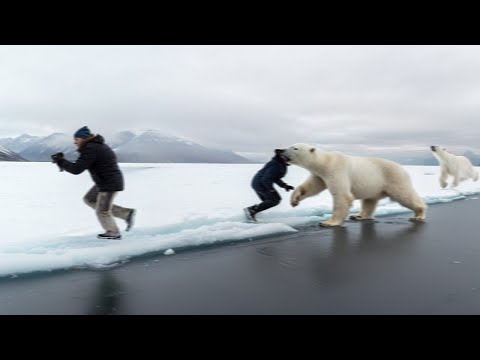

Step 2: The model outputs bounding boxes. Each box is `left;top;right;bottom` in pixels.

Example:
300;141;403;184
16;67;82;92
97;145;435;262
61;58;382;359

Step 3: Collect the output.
51;152;64;162
51;152;65;171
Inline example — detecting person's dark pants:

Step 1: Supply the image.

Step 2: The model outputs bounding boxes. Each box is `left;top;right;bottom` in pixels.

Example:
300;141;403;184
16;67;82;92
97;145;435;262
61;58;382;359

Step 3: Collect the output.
251;187;281;213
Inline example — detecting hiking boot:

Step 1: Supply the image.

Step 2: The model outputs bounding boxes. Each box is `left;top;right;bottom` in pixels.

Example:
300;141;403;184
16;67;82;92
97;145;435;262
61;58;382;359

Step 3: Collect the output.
243;207;257;222
126;209;136;231
97;232;122;240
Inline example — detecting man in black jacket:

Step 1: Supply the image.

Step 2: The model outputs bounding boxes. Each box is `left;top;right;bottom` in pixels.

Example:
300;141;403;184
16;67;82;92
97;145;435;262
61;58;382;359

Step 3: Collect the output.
52;126;136;240
243;149;294;222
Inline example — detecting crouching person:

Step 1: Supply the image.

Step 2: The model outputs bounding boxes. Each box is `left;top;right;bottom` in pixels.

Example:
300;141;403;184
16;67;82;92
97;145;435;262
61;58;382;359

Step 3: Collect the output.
243;149;294;221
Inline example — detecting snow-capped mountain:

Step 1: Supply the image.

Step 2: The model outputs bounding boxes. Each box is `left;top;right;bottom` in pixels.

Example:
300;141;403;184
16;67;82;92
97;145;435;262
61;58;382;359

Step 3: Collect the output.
112;130;251;163
108;130;136;149
0;145;27;161
0;130;252;163
18;133;76;162
0;134;41;153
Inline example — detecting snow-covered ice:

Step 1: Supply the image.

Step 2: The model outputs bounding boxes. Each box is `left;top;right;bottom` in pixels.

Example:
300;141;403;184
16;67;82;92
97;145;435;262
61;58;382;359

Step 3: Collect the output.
0;162;479;277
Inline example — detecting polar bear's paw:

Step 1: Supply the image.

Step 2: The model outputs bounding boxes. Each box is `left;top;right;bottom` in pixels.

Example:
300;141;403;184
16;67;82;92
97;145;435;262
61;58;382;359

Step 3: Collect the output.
408;216;425;222
319;220;342;227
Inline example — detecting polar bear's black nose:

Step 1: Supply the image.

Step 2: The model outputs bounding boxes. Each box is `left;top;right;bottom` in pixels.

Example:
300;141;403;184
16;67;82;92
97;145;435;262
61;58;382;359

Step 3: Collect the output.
430;145;436;151
275;149;284;155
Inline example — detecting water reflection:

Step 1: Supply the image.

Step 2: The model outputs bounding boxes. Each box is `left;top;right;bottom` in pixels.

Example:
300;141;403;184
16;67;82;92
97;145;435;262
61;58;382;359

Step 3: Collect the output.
86;272;125;315
311;219;427;287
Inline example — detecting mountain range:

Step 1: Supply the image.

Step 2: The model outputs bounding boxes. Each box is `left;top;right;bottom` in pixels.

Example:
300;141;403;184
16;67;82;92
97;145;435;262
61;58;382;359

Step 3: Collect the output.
0;145;26;161
2;131;480;165
0;130;253;163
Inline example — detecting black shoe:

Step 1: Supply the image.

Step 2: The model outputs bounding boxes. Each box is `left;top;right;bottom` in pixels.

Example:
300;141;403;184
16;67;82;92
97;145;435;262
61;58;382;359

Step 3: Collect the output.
97;232;122;240
126;209;136;231
243;207;257;222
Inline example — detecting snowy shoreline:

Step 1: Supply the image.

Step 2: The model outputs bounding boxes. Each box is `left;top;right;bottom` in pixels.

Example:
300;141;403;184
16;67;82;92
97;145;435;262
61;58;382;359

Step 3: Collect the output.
0;162;479;277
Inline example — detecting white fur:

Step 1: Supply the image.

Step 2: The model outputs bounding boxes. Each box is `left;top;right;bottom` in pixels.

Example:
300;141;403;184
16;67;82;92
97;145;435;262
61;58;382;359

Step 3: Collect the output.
281;143;427;227
431;146;479;188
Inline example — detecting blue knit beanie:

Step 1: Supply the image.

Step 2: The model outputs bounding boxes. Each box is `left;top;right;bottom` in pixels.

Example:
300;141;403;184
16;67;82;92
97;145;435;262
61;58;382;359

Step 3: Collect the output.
74;126;92;139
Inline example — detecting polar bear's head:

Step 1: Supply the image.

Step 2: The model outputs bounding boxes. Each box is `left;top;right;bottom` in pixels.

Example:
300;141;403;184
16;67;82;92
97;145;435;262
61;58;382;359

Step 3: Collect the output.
431;145;449;160
276;143;318;168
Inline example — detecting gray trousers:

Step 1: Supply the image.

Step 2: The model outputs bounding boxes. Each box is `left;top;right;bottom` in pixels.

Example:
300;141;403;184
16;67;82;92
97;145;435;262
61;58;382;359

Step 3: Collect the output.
83;185;132;235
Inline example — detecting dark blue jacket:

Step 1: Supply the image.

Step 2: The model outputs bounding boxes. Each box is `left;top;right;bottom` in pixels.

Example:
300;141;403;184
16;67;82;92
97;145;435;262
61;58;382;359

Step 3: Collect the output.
58;135;124;192
252;155;289;191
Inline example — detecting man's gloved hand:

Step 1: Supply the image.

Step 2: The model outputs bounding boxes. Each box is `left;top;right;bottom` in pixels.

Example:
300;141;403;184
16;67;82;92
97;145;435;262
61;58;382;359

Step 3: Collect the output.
51;152;64;163
284;185;294;192
51;152;64;172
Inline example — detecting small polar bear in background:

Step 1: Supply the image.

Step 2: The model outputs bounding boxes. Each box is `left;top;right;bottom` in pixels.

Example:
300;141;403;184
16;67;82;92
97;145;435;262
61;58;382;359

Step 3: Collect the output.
430;145;479;188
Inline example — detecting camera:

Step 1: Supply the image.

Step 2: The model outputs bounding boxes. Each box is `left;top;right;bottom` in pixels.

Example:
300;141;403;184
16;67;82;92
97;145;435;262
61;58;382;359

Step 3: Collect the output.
51;152;64;172
51;152;64;163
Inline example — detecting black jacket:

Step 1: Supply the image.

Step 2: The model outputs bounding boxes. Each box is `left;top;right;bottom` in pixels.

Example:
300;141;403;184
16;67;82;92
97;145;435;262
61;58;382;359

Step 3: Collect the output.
252;155;289;191
58;135;124;192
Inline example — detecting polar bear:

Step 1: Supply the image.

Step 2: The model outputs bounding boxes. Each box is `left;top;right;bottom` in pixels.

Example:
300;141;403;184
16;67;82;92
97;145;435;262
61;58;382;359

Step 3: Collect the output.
276;143;427;227
430;145;479;188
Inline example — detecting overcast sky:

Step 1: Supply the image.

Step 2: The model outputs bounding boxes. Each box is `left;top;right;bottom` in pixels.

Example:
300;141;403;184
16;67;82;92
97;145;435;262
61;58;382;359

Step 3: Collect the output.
1;45;480;154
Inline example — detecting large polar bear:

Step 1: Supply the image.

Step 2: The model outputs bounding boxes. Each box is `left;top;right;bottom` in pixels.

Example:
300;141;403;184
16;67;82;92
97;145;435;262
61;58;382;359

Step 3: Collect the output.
430;145;479;188
276;143;427;227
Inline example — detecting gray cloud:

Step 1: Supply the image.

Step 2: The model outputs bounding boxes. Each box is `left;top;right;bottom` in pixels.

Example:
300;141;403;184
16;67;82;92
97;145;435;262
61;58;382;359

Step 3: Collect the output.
2;45;480;154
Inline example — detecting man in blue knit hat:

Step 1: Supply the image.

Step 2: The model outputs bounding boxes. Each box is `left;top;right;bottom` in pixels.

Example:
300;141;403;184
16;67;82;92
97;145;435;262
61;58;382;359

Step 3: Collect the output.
51;126;136;240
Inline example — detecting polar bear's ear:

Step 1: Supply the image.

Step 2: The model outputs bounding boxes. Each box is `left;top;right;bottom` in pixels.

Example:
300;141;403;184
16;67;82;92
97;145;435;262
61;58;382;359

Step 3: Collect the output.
310;148;315;153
